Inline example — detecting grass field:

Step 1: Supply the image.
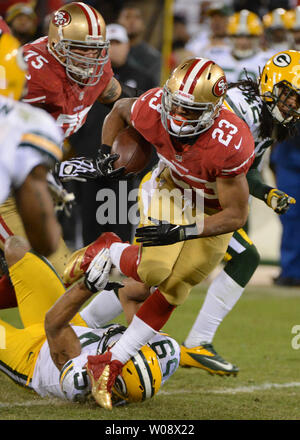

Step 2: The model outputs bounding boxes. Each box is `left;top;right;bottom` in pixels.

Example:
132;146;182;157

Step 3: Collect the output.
1;282;300;421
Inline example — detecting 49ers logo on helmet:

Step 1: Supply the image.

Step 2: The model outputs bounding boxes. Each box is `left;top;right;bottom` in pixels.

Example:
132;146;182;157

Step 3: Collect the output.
212;76;227;97
52;10;71;27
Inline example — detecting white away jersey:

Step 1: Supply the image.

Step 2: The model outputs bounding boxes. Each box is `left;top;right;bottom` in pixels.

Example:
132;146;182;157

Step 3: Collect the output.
0;95;63;203
31;324;180;402
224;87;274;169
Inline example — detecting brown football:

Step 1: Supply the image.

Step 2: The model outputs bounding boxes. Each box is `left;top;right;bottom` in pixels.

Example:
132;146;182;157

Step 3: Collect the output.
111;126;153;175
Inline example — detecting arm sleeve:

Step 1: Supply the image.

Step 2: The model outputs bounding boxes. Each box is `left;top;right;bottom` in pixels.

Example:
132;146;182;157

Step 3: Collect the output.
246;168;272;201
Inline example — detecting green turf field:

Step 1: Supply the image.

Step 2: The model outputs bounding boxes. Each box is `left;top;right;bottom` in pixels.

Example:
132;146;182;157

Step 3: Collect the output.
1;283;300;420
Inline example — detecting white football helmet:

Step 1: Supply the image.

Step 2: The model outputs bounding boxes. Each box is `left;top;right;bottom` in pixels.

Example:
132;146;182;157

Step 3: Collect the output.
48;2;109;86
161;57;227;138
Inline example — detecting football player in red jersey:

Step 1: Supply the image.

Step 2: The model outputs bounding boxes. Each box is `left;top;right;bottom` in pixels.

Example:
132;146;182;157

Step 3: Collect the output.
22;2;134;137
80;57;256;410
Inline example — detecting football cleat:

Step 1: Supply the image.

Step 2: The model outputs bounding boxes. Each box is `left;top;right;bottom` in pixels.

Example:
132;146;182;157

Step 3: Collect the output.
86;350;123;410
180;343;239;376
63;232;122;286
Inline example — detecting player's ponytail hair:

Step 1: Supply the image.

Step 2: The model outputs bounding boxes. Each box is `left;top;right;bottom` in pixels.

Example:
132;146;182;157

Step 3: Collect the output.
228;70;296;142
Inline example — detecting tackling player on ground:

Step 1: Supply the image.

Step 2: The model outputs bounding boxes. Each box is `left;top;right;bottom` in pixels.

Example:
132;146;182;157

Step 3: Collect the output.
0;235;179;406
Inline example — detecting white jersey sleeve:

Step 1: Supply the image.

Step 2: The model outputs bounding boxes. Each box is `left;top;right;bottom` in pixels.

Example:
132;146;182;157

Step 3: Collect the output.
0;95;63;203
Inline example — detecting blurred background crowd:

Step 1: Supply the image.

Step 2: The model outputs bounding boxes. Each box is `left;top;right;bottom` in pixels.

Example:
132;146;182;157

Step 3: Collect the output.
1;0;300;286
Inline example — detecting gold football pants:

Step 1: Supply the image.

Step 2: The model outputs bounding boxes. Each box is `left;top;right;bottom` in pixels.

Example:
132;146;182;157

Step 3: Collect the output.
136;169;232;306
0;252;86;387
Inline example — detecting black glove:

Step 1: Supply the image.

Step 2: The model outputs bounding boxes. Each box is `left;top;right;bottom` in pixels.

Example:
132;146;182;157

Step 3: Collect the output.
265;188;296;215
135;218;199;247
96;144;135;179
54;157;100;182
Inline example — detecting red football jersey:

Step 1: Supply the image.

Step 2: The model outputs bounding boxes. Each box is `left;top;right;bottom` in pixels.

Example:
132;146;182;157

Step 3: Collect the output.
131;87;255;210
22;36;113;138
0;16;11;34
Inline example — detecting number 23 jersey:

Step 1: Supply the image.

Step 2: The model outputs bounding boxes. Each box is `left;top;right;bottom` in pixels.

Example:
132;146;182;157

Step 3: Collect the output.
131;88;255;211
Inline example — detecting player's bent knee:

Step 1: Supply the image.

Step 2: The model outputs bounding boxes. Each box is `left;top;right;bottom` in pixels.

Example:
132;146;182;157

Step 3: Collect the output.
137;259;173;287
4;236;31;267
160;283;191;306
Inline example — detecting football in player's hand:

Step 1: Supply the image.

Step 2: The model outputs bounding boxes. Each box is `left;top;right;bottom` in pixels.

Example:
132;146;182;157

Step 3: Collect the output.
111;126;153;175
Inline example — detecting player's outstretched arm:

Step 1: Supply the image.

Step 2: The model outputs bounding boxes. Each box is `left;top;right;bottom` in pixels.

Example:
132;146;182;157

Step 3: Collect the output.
247;168;296;215
45;249;112;371
14;165;62;257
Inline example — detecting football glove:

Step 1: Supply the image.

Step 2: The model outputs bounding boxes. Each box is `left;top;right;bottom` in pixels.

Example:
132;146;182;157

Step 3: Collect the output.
135;218;199;247
265;188;296;215
84;249;112;293
96;144;135;179
46;171;75;217
54;157;100;182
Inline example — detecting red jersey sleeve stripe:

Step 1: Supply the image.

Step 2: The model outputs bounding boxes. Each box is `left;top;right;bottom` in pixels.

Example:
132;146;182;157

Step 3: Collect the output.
180;58;213;95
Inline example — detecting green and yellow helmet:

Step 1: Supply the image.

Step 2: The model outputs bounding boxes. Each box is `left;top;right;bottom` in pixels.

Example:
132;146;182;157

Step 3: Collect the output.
259;50;300;125
112;345;162;403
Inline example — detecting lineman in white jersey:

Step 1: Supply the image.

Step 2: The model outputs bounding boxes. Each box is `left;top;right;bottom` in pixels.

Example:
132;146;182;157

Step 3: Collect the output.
0;32;63;256
0;235;179;407
180;50;300;374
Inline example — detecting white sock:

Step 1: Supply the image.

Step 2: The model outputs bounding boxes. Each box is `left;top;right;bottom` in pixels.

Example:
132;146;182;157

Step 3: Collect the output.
80;289;123;328
184;270;244;347
110;242;130;273
110;315;157;364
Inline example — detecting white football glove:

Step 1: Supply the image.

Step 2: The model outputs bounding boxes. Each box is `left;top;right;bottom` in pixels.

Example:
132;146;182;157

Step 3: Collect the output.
84;249;112;293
